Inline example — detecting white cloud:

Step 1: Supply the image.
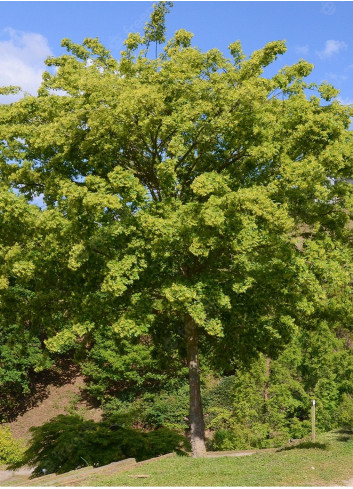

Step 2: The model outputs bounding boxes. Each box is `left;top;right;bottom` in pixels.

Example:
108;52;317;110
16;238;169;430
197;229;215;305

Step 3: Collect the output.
31;193;46;208
325;72;348;82
0;28;52;99
316;40;347;59
295;45;309;56
337;96;353;105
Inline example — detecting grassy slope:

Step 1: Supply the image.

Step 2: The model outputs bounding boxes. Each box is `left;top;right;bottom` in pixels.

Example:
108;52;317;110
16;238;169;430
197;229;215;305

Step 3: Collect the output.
84;431;353;487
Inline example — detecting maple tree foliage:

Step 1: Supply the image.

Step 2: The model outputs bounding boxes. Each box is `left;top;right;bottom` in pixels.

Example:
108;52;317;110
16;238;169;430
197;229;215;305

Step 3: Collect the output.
1;2;353;455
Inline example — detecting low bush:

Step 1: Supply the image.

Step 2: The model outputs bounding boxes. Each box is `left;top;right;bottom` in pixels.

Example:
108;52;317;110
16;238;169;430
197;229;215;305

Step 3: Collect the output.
0;426;24;465
143;385;189;430
337;394;353;429
102;385;190;431
102;397;146;428
209;423;279;451
9;414;190;477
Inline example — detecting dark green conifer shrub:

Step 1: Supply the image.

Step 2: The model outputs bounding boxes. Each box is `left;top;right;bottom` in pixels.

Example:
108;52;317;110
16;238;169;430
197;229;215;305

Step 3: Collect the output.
205;324;353;450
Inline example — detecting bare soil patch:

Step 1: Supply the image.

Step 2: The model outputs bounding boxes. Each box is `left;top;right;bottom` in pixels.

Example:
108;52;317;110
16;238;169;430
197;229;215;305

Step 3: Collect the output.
4;371;102;441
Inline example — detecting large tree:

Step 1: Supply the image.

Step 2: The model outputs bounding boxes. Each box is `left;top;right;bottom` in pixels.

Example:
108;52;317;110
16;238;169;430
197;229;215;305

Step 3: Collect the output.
1;3;353;456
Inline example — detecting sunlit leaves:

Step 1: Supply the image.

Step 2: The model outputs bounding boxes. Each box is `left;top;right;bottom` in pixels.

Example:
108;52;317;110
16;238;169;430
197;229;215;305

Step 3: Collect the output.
1;1;353;385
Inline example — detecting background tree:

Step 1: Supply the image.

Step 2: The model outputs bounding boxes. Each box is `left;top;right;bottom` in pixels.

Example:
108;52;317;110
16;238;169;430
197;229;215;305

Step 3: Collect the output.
0;186;51;419
1;2;353;456
205;323;353;450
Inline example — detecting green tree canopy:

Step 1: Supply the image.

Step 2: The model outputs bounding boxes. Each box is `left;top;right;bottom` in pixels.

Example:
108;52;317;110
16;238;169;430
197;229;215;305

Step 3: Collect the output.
1;2;353;455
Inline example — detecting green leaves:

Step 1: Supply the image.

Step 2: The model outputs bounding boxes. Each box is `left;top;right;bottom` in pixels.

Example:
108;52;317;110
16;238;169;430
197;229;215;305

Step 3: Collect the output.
143;2;173;47
102;255;147;298
0;427;24;465
1;4;353;426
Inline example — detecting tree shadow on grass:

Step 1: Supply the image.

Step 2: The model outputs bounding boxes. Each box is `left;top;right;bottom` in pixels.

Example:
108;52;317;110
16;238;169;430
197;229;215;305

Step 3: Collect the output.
277;441;328;452
335;428;353;442
337;435;351;442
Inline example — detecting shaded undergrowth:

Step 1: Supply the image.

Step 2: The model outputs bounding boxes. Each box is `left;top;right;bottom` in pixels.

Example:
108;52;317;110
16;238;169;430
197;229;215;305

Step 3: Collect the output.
277;441;328;451
8;414;190;477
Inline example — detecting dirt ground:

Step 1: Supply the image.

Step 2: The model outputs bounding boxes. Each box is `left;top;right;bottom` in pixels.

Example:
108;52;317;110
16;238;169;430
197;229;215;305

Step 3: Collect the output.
5;375;102;441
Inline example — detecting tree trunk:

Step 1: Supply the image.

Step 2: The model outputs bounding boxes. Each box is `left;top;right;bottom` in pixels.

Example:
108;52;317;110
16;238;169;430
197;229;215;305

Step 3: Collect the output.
263;356;271;402
185;316;206;457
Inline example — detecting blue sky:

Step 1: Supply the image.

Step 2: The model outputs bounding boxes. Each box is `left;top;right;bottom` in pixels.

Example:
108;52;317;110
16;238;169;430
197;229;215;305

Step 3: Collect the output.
0;1;353;104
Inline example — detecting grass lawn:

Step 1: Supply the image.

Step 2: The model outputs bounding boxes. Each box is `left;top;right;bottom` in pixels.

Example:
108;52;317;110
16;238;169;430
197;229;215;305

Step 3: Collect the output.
85;430;353;487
